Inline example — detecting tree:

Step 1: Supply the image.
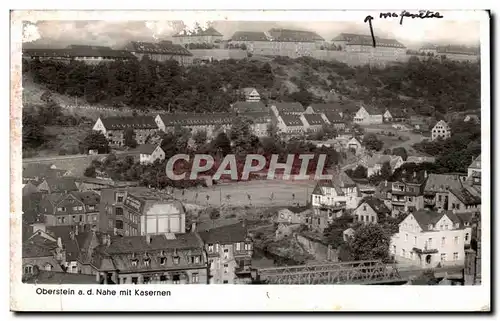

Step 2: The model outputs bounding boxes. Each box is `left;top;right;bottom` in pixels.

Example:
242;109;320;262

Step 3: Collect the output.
212;132;232;156
380;161;392;180
80;131;109;154
22;113;48;150
193;130;208;147
348;165;367;179
392;147;408;161
363;133;384;151
84;166;97;178
347;224;391;263
323;215;354;249
123;128;137;148
208;207;220;227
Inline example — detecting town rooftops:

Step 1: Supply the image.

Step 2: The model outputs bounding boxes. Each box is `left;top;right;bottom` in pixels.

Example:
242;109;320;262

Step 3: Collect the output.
232;101;267;113
24;271;98;284
323;111;344;123
231;31;269;42
43;190;100;207
138;144;161;155
433;120;450;129
280;114;304;127
424;173;464;194
308;103;342;114
284;205;311;214
469;154;481;170
23;46;136;59
411;209;462;231
173;27;223;37
313;171;356;196
100;116;158;130
361;154;402;169
450;186;481;205
268;28;324;42
22;235;58;258
332;33;369;41
125;41;193;56
158;112;234;127
361;105;383;115
23;163;66;179
199;222;248;245
358;196;391;216
303;113;326;126
104;233;204;254
272;102;304;114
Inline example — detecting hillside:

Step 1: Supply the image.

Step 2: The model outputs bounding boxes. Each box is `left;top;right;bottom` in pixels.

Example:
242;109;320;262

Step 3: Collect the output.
22;55;481;119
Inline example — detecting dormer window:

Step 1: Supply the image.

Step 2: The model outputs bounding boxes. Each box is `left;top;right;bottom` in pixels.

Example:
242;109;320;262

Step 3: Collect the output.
131;258;139;267
173;256;180;265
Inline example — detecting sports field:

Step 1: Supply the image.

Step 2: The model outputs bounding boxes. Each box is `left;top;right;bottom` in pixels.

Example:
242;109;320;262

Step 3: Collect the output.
171;179;318;208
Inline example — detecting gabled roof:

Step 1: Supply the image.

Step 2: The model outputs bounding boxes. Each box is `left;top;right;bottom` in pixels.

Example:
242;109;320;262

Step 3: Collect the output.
346;36;406;48
24;271;98;284
361;154;402;169
42;177;78;193
303;113;326;126
450;186;481;205
100;116;158;130
272;102;304;114
198;222;248;244
308;103;342;113
433;120;450;130
359;105;382;115
284;205;310;214
138;144;161;155
22;236;58;258
357;196;391;216
240;112;271;124
411;209;461;231
424;174;464;194
406;156;436;164
268;28;324;42
23;47;136;59
332;33;368;42
126;40;192;56
232;101;267;113
157;113;234;127
280;114;304;127
70;191;100;206
468;154;481;170
231;31;269;42
242;87;258;96
323;111;344;123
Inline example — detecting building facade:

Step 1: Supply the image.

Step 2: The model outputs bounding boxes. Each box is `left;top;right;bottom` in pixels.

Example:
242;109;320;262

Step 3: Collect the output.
171;27;223;46
138;144;165;165
93;116;159;147
123;41;193;66
431;120;451;141
353;106;383;125
353;197;391;224
40;191;101;227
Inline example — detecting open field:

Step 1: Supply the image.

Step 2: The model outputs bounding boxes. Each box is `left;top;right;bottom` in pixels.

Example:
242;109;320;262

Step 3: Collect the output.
172;179;317;208
362;123;427;155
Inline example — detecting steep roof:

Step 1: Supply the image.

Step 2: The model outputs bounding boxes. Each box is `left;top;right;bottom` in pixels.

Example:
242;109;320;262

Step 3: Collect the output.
24;271;98;284
100;116;158;130
104;233;203;254
332;33;368;41
361;154;402;170
360;105;382;115
406;156;436;164
358;196;391;216
411;209;461;231
158;113;234;127
450;186;481;205
231;31;269;42
433;120;450;130
42;177;78;193
280;114;304;127
468;154;481;170
303;113;326;126
70;191;100;205
346;36;406;48
268;28;324;42
22;235;58;258
308;103;342;113
23;47;136;59
273;102;304;114
323;111;344;123
284;205;311;214
198;222;247;244
424;174;464;194
232;101;268;113
138;144;160;155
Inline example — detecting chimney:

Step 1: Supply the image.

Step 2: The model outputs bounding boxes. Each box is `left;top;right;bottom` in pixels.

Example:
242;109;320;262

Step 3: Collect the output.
191;222;197;233
57;237;63;249
424;170;428;179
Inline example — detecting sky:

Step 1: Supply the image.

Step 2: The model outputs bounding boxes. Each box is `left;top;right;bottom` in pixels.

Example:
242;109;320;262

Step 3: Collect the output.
22;18;481;49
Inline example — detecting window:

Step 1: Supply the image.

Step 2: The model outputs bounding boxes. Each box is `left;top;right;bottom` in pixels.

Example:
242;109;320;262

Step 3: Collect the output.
57;207;66;212
456;204;460;210
413;236;417;245
244;243;252;251
224;264;229;274
224;249;229;259
173;257;180;265
191;256;200;264
159;275;167;283
401;249;406;257
440;253;446;262
208;244;214;252
44;263;52;271
143;276;151;284
371;216;375;223
115;207;123;216
445;225;449;230
72;206;78;211
115;220;123;229
408;197;413;202
236;242;241;251
88;205;95;211
363;205;367;211
173;274;180;284
131;259;138;267
192;273;199;284
441;237;446;246
428;238;433;247
454;236;459;245
438;195;442;202
160;257;166;265
465;233;470;242
440;225;443;230
223;280;229;284
455;223;459;229
92;215;97;222
453;252;459;261
144;258;151;267
131;277;138;284
24;265;33;274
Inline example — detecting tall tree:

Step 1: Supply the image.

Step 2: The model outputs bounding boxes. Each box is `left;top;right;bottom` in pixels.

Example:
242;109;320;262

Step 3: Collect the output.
80;131;109;154
363;133;384;151
347;224;391;263
123;128;138;148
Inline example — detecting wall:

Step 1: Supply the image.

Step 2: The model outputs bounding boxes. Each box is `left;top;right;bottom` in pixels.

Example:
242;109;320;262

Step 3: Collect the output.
295;233;338;262
189;49;248;61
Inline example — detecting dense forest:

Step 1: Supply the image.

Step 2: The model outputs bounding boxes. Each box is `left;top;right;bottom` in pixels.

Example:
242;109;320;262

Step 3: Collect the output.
23;55;481;116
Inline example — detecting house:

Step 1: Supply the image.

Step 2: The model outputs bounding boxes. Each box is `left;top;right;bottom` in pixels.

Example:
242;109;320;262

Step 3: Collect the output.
276;206;310;224
376;178;425;216
23;45;136;65
94;233;208;284
24;270;98;284
391;123;410;131
199;222;253;284
419;44;438;55
406;156;436;165
155;113;233;138
231;101;267;113
358;154;404;177
100;187;186;236
423;173;465;210
388;109;408;122
353;106;383;125
40;191;100;227
265;28;321;57
305;103;343;118
354;197;391;224
22;163;68;184
37;177;78;194
383;110;393;122
345;137;363;154
270;102;304;117
93;116;158;147
322;112;346;131
431;120;451;141
138;144;165;165
240;87;261;102
123;40;193;66
22;182;40;196
240;112;272;137
276;114;305;135
390;209;472;268
464;114;480;124
22;234;65;280
448;186;481;213
229;31;273;54
467;154;481;178
310;171;359;232
300;113;327;133
275;223;302;241
172;27;223;46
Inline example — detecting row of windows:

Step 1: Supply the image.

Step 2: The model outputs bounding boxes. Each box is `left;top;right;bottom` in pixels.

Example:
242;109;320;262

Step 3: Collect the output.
123;273;199;284
404;234;464;246
56;205;95;212
24;264;52;274
207;243;252;254
399;249;460;261
357;215;375;223
57;215;97;224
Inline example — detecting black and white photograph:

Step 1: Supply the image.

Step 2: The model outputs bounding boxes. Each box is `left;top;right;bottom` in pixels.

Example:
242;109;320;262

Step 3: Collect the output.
10;8;490;311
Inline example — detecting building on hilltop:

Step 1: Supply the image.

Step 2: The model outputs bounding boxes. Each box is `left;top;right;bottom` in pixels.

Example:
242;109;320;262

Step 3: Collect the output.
390;209;473;268
345;35;406;57
353;105;383;125
93;116;158;147
322;112;346;131
231;101;267;113
22;163;68;185
23;45;137;64
155;113;234;138
276;114;305;136
123;40;193;66
172;27;223;46
240;87;261;102
199;222;253;284
305;103;344;118
331;33;368;49
229;31;273;54
270;102;305;117
239;111;272;137
431;120;451;141
357;154;404;178
376;177;426;216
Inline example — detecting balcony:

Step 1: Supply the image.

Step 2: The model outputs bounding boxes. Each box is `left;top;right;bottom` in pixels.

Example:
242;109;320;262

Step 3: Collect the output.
412;245;438;254
391;198;406;205
318;202;345;211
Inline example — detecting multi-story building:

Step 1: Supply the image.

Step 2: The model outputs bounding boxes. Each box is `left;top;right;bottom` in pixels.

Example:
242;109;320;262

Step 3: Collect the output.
40;191;101;227
240;112;272;137
376;179;425;216
231;101;268;113
240;87;261;102
310;171;359;232
270;102;305;117
23;45;137;65
300;113;327;133
345;36;406;57
322;112;346;131
353;106;383;125
138;144;165;165
22;234;65;280
436;45;480;62
448;186;481;214
305;103;344;118
353;197;391;224
331;33;367;50
100;188;186;237
93;116;159;147
155;113;233;138
391;209;472;268
276;114;305;136
199;222;253;284
37;177;78;194
423;173;465;210
431;120;451;141
22;163;68;185
357;154;404;177
171;27;223;46
275;206;311;224
229;31;274;54
123;40;193;66
266;28;322;57
94;233;208;284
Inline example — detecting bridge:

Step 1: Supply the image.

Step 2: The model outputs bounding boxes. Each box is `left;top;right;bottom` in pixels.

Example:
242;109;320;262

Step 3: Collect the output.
252;260;464;285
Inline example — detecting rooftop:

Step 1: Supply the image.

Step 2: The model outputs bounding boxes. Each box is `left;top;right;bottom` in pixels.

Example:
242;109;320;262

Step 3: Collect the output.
23;46;136;59
126;41;193;56
138;144;161;155
24;271;98;284
411;209;461;231
280;114;304;127
100;116;158;130
358;196;391;216
424;174;464;194
104;233;204;254
450;186;481;205
232;101;268;113
268;28;324;42
468;154;481;170
158;112;234;127
173;27;223;37
303;113;326;126
231;31;269;42
272;102;304;114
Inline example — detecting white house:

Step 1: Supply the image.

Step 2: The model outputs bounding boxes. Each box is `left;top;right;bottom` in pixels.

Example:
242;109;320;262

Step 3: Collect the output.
344;137;363;155
390;209;472;268
358;154;404;177
241;87;261;102
383;110;393;122
431;120;451;141
138;144;165;165
353;106;383;125
300;113;327;133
